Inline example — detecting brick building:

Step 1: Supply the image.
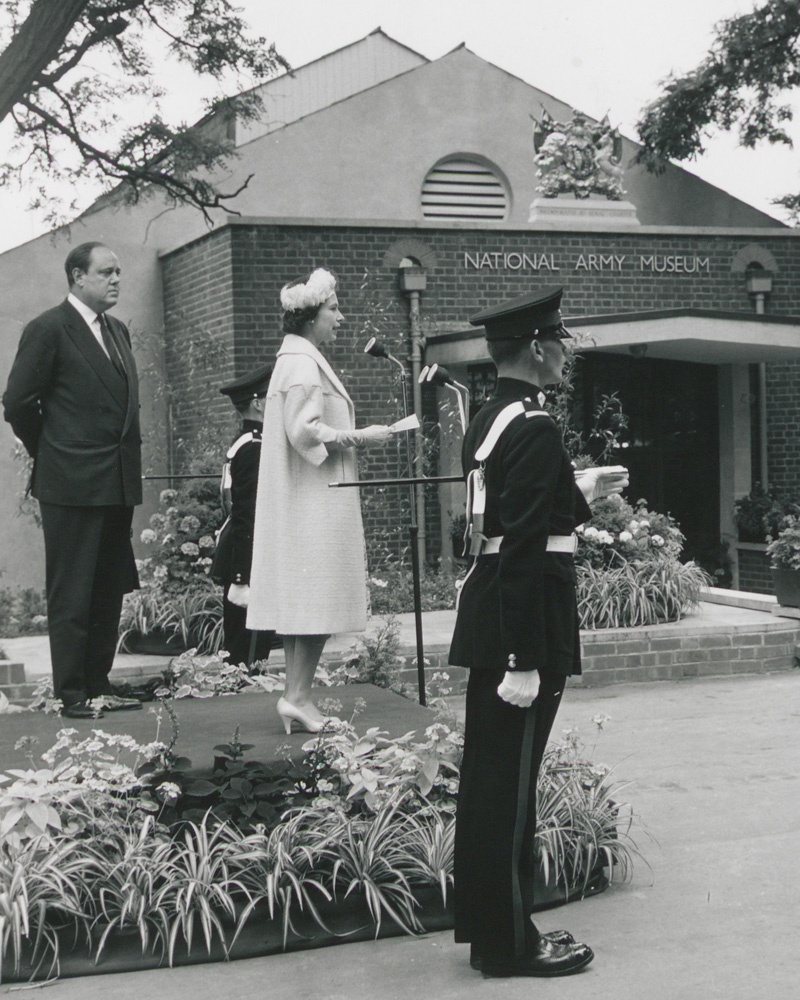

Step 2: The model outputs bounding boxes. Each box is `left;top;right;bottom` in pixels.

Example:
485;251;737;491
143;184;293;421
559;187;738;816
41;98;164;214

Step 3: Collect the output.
1;29;799;590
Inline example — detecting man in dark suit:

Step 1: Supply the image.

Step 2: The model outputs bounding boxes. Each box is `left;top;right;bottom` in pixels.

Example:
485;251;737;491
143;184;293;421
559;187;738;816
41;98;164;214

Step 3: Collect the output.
3;242;144;718
211;364;276;666
449;287;627;978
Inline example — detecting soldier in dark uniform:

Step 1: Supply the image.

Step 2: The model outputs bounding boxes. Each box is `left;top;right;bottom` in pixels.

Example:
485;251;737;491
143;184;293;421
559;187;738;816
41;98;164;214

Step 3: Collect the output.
211;365;276;666
449;287;627;978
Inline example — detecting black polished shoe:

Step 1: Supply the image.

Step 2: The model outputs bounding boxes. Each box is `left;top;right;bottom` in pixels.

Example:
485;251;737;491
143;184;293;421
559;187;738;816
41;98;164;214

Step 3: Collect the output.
470;930;575;971
481;939;594;978
92;694;142;712
61;701;104;719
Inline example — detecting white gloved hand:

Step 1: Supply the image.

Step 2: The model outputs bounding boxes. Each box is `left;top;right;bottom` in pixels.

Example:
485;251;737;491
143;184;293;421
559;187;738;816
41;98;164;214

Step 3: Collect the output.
497;670;540;707
331;424;392;448
574;466;629;503
358;424;392;443
227;583;250;607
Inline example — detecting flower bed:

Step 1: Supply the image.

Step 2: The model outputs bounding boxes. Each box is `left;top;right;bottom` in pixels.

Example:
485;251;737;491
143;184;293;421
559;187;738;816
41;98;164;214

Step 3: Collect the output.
575;497;710;629
1;703;641;983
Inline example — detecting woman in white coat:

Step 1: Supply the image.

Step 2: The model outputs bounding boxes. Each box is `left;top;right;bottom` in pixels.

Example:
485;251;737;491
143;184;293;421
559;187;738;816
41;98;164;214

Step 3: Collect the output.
243;268;390;733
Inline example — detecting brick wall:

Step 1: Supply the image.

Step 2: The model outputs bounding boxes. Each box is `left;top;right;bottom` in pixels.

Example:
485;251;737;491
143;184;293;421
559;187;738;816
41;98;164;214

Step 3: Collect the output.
738;547;773;594
316;617;800;696
160;222;800;552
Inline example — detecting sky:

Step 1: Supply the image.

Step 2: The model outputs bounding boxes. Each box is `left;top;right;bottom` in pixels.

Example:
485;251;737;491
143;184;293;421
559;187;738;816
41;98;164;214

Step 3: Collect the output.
1;0;798;253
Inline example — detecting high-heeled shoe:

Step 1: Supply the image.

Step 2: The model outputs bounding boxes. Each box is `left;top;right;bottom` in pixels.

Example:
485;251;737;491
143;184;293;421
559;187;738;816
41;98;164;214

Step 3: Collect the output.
277;697;326;734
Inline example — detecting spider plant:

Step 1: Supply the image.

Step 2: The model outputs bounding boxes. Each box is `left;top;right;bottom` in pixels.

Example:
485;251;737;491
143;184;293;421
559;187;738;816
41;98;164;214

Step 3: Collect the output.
401;808;455;906
535;757;647;896
577;560;708;629
89;814;175;964
0;838;95;984
159;814;251;966
325;795;424;937
228;807;338;950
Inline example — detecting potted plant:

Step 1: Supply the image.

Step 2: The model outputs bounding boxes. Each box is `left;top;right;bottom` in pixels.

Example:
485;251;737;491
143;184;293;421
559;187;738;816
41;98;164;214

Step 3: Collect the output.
766;516;800;607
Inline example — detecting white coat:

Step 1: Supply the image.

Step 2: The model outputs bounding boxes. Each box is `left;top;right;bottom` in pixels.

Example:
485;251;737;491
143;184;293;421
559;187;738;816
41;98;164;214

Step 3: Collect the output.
247;334;368;634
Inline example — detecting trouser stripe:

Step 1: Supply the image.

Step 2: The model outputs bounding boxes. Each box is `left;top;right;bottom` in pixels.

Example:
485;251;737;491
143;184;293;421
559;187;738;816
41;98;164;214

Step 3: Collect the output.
510;703;537;957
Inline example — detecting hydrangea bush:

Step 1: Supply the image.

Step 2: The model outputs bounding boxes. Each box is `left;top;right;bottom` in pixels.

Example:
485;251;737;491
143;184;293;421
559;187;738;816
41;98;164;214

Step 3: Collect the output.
137;483;222;594
576;496;684;569
575;495;709;628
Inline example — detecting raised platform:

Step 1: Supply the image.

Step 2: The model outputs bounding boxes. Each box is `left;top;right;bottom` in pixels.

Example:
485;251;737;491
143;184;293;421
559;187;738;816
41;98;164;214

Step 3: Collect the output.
0;683;435;773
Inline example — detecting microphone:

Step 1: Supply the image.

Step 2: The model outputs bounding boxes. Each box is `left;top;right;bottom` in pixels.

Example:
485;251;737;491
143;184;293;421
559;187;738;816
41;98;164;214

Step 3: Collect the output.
419;363;455;387
419;365;469;433
364;337;389;359
363;337;406;377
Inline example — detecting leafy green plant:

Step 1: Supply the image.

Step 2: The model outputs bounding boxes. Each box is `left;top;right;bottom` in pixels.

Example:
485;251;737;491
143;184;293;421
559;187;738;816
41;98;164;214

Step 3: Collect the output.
91;814;175;963
577;560;709;629
0;839;96;985
535;728;647;897
229;808;337;949
734;484;800;543
766;515;800;569
325;795;424;936
367;565;461;614
0;586;48;638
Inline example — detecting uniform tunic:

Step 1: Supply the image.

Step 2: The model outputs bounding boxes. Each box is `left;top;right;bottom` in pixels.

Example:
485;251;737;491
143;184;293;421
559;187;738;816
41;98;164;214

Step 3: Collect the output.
211;420;276;664
450;377;592;961
247;334;368;635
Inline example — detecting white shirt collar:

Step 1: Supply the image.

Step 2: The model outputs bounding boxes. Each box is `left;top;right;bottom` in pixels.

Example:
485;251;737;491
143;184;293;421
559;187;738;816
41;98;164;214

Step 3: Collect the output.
67;292;103;330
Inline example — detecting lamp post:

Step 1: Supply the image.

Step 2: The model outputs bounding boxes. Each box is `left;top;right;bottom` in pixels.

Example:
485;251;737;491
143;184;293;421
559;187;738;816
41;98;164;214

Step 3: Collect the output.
398;261;428;566
745;268;773;491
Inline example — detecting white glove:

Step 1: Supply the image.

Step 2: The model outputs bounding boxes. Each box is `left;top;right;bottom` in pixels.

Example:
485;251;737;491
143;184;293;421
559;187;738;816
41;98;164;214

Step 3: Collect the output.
331;424;392;448
574;465;629;503
497;670;540;707
227;583;250;607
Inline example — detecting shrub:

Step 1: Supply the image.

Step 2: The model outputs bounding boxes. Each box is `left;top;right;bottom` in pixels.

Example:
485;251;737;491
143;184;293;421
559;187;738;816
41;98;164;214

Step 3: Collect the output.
368;565;460;614
766;515;800;570
137;482;223;594
575;495;709;628
0;587;48;637
734;484;800;544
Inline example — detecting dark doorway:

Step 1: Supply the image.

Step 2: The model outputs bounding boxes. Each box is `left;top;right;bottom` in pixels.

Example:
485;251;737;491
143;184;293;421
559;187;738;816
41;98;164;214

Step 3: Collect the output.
577;353;720;571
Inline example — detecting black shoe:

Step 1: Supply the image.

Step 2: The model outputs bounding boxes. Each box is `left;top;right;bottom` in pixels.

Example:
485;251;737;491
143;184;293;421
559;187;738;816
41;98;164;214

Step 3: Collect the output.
91;694;142;712
61;701;104;719
481;939;594;978
470;931;575;971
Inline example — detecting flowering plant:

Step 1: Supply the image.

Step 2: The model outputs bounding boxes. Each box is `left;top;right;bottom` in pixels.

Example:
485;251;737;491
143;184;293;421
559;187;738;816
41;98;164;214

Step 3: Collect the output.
136;482;222;594
295;716;463;814
766;515;800;570
576;496;684;570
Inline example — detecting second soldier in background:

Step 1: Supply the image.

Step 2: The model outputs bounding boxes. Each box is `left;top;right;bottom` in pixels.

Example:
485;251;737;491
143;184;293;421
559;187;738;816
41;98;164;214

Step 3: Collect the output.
211;365;277;666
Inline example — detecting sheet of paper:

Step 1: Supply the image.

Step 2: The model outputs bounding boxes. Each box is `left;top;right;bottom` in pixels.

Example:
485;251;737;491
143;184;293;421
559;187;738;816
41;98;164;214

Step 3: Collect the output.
389;414;420;433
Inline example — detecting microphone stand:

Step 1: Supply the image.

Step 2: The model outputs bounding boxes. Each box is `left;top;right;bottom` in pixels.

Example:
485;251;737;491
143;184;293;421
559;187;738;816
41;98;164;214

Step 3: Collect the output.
346;339;428;705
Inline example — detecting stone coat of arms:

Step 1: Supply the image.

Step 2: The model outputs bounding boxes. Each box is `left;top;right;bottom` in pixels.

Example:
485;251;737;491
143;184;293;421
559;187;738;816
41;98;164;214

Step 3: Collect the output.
532;109;625;200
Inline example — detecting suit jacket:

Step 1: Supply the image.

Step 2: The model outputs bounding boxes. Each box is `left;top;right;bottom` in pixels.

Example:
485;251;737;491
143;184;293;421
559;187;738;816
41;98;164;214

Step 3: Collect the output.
3;299;142;507
449;378;592;675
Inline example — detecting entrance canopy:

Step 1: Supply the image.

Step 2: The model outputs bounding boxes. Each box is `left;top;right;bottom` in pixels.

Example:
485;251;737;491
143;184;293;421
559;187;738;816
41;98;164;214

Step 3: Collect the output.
426;308;800;366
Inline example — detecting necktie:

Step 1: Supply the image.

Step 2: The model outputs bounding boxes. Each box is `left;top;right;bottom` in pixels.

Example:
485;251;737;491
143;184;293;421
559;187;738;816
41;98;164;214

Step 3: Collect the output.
97;313;125;379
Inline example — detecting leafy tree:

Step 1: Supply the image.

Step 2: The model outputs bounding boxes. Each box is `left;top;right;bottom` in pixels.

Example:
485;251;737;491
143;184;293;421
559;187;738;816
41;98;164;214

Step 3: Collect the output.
635;0;800;219
0;0;289;220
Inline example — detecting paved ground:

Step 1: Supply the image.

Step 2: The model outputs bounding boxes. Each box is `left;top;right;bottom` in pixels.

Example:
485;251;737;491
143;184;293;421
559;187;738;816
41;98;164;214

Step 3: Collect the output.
3;668;798;1000
1;600;788;682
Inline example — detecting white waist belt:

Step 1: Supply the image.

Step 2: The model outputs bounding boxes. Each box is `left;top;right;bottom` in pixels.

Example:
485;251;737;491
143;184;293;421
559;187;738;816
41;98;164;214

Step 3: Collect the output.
481;534;577;555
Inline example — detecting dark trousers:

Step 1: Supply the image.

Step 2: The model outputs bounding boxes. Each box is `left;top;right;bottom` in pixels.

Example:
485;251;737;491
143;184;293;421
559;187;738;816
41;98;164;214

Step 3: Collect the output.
39;502;137;706
454;668;566;960
222;596;275;666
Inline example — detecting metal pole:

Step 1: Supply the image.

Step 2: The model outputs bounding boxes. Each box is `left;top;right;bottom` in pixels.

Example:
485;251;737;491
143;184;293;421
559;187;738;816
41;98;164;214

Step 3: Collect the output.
396;368;427;707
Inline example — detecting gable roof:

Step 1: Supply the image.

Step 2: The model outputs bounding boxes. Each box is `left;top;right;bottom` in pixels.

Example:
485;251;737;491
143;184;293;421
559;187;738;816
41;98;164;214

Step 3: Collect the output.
235;28;428;147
